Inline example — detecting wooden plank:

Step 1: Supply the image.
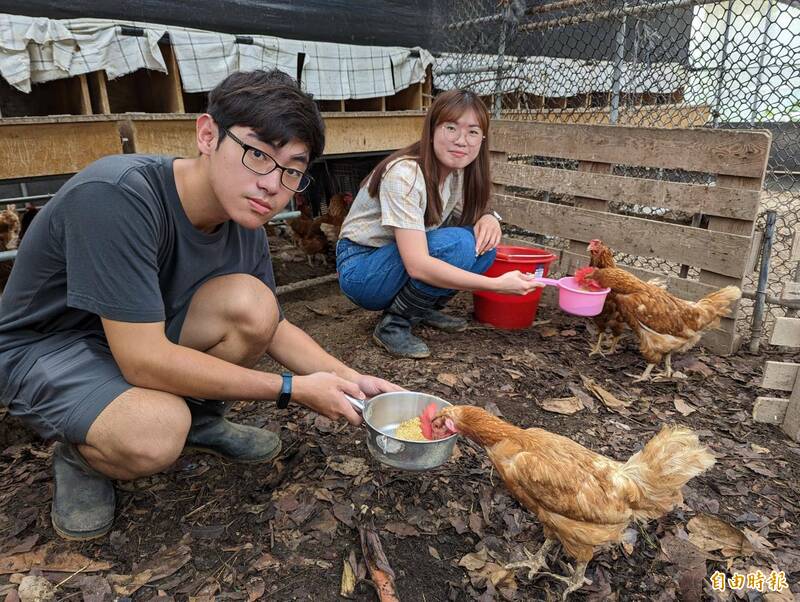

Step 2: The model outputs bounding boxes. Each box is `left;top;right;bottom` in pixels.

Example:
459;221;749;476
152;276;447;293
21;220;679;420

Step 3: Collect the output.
752;396;789;425
783;381;800;442
158;43;185;114
760;361;799;392
87;71;110;115
790;228;800;262
0;121;123;180
490;161;762;221
781;281;800;304
489;120;772;179
745;229;763;273
492;192;751;278
422;66;432;108
770;317;800;347
126;120;197;157
73;75;92;115
124;112;426;157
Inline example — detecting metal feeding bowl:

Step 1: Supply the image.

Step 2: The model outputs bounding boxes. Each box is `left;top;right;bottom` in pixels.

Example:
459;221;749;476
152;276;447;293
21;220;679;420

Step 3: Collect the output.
347;391;458;471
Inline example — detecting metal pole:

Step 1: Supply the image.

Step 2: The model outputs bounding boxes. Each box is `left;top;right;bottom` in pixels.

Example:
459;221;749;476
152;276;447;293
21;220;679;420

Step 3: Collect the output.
526;0;593;16
610;11;627;125
712;1;733;128
493;4;511;119
750;210;777;353
445;13;506;30
519;0;721;32
750;0;776;124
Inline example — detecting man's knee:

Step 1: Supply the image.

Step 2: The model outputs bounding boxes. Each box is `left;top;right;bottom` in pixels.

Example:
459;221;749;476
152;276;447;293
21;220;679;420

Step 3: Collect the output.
85;390;191;478
179;274;280;360
221;277;280;358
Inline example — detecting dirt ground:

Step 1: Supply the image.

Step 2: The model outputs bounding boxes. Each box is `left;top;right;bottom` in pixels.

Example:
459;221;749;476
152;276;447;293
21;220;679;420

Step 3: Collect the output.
2;261;800;600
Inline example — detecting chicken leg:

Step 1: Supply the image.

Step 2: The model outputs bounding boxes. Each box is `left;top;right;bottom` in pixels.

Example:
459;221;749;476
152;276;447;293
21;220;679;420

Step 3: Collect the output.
631;363;656;382
605;334;622;354
505;537;556;579
539;560;589;600
589;333;606;357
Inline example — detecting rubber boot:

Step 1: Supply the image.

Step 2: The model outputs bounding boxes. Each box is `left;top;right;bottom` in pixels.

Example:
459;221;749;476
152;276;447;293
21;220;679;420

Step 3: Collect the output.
184;398;281;463
422;292;468;333
373;283;438;358
51;442;115;541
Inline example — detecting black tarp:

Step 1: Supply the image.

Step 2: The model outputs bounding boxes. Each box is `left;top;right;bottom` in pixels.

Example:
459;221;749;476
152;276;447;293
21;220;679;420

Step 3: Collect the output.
0;1;438;49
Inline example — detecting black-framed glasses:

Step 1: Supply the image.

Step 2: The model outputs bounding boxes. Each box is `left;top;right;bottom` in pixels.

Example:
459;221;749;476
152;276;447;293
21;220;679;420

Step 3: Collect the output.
223;128;313;193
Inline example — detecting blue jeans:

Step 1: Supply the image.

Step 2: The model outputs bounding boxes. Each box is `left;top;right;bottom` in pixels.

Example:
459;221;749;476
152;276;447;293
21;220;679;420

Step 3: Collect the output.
336;226;497;311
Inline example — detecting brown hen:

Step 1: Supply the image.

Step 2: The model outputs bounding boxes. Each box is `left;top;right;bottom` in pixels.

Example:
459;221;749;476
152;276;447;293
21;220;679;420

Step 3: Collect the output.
430;406;715;599
576;266;741;381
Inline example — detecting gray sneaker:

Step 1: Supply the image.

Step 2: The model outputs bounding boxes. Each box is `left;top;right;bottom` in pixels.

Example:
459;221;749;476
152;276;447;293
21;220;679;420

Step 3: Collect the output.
185;417;282;464
51;443;115;541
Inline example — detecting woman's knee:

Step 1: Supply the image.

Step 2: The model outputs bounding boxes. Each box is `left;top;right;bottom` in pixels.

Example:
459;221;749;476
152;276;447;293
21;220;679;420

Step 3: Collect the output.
428;227;478;270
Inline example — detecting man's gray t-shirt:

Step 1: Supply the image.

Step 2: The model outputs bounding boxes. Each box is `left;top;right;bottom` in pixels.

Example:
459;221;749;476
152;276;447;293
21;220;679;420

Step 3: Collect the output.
0;154;280;400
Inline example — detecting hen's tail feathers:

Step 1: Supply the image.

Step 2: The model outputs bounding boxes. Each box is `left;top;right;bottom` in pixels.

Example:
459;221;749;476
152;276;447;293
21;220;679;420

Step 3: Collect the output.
319;222;338;247
696;286;741;322
621;426;715;520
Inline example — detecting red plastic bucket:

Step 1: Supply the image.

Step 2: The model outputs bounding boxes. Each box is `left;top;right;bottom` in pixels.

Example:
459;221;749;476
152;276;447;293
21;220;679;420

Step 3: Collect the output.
473;245;557;329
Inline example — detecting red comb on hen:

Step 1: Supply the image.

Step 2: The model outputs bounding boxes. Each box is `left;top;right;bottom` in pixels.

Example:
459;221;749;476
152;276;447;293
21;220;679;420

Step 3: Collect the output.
419;402;438;440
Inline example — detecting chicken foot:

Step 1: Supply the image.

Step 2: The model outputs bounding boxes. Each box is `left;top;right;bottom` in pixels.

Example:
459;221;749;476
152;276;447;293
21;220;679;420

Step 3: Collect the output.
631;363;656;382
605;334;622;354
504;537;556;579
589;333;606;357
538;560;589;600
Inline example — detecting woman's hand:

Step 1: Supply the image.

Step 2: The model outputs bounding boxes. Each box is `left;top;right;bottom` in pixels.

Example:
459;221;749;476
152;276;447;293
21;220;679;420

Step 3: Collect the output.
491;270;546;295
474;213;502;256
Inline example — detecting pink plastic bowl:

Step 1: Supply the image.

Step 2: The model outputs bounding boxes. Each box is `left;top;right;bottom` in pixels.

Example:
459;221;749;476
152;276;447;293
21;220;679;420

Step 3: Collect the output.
534;276;610;317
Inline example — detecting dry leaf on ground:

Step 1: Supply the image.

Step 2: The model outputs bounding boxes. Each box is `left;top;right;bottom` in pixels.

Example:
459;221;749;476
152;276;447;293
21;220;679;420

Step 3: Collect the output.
539;396;584;415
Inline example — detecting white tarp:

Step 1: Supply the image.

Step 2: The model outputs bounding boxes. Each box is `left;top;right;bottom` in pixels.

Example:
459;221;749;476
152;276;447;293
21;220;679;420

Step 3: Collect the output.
0;13;433;100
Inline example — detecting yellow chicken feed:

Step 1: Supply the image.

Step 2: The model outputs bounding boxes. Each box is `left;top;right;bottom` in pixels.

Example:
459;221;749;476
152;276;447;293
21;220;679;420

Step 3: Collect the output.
395;416;426;441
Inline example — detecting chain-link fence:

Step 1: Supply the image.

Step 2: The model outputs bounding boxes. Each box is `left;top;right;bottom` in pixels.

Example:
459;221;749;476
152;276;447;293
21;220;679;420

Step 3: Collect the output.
437;0;799;344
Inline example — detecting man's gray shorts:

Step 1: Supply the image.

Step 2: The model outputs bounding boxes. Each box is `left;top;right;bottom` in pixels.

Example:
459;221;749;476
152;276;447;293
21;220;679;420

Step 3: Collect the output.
4;308;190;445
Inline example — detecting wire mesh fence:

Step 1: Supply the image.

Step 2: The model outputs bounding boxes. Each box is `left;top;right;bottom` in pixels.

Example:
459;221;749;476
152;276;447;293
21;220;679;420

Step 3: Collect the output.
437;0;799;343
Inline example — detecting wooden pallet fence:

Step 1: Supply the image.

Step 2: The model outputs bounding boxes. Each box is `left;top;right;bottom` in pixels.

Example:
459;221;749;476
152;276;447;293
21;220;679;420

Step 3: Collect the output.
488;119;772;355
754;316;800;441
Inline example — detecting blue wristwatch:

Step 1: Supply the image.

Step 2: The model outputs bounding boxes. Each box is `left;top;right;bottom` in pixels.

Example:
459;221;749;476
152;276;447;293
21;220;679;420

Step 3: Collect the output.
278;372;292;409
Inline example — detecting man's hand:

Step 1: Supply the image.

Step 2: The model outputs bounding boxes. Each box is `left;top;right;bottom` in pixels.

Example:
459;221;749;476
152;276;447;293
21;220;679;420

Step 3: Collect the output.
292;372;365;425
352;374;404;398
474;213;502;256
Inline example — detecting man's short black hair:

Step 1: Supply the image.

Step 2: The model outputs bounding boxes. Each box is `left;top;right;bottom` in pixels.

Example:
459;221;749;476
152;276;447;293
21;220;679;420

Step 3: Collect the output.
207;70;325;162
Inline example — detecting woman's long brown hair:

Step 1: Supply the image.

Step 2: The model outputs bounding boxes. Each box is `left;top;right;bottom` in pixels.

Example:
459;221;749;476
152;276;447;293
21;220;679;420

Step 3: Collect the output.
365;90;491;228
